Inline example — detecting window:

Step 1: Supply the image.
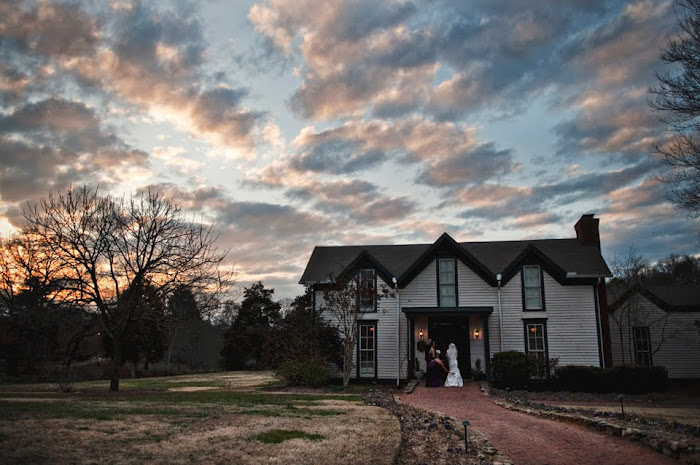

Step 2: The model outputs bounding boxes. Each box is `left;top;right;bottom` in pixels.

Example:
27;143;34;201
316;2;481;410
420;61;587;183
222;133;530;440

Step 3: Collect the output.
439;259;456;307
525;321;548;378
358;269;375;312
523;265;543;310
633;326;652;366
358;323;376;378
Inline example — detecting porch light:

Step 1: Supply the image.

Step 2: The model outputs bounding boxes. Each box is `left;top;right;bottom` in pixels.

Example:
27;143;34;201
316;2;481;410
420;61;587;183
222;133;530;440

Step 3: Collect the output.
418;329;424;339
473;328;480;339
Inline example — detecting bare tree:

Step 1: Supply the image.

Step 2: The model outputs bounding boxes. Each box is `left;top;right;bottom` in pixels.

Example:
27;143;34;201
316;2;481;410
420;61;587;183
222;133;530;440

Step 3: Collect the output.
319;274;393;386
609;247;679;365
320;276;363;386
650;0;700;218
0;234;73;372
22;186;232;391
653;253;700;284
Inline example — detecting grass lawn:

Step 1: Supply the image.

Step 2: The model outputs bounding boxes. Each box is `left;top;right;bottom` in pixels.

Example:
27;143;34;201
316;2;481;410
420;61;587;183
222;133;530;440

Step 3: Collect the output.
0;372;401;465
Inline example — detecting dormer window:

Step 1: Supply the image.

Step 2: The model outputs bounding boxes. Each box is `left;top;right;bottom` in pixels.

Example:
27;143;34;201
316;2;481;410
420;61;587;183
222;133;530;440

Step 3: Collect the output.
438;259;456;307
523;265;544;310
358;269;376;312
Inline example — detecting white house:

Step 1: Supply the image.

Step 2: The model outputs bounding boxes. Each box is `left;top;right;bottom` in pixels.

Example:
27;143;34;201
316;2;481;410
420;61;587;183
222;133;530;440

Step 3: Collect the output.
299;214;612;383
608;284;700;379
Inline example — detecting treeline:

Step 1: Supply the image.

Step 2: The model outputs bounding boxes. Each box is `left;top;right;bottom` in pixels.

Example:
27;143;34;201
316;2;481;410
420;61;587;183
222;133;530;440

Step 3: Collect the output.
220;282;341;381
0;186;230;391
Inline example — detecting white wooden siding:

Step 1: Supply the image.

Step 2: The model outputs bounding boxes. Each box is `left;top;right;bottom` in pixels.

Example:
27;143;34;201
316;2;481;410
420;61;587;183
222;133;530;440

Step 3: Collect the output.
496;273;525;353
542;275;600;367
488;272;601;368
402;260;437;307
609;295;700;378
457;261;496;306
316;261;605;381
314;276;409;381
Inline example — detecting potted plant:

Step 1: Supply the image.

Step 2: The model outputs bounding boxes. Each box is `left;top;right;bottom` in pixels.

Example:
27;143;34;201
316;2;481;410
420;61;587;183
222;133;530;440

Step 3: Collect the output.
413;358;424;380
472;358;484;381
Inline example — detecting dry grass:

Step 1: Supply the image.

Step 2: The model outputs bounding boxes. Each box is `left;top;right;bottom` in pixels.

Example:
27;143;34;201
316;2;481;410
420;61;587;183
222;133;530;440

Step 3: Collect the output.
0;372;400;465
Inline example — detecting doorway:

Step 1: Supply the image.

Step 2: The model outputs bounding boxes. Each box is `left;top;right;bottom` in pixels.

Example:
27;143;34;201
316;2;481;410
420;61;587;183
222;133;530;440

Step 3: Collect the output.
428;317;470;378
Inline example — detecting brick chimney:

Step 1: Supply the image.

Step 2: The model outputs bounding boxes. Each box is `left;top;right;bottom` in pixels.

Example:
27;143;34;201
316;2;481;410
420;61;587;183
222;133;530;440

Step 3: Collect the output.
574;214;600;248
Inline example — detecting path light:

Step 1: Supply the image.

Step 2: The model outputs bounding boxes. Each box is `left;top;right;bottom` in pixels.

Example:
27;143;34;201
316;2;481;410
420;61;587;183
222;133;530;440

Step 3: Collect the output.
618;394;625;419
462;420;470;453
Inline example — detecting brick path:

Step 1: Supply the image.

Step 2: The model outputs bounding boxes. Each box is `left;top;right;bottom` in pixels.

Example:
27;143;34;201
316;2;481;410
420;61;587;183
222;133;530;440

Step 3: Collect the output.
398;382;681;465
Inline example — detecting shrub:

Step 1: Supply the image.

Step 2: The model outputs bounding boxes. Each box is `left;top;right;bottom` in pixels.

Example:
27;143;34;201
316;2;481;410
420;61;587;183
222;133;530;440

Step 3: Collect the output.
491;351;535;389
606;365;668;394
554;365;606;392
277;359;331;387
555;364;668;394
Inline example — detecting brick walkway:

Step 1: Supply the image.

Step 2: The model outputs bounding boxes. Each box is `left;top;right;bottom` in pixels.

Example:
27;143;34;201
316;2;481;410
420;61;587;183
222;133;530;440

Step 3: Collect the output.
398;382;681;465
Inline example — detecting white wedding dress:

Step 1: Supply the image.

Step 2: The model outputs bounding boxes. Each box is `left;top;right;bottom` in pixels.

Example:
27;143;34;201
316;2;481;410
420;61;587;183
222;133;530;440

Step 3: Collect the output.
444;343;463;387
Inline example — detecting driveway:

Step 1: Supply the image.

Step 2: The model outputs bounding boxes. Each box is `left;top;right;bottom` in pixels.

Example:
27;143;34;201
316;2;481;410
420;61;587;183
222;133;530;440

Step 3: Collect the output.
398;382;681;465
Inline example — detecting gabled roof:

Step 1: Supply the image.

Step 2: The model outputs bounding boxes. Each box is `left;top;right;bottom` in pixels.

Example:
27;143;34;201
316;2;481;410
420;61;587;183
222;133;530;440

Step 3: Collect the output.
609;284;700;313
299;233;611;287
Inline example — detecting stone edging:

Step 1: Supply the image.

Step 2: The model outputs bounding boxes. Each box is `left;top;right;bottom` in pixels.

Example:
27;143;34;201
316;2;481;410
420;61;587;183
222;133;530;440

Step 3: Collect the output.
480;384;699;464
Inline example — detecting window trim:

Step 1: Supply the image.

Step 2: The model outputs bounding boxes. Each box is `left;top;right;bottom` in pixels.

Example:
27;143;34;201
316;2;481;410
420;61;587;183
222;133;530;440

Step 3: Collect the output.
357;269;377;313
356;320;378;379
437;258;458;307
521;265;546;311
632;326;653;366
523;319;549;378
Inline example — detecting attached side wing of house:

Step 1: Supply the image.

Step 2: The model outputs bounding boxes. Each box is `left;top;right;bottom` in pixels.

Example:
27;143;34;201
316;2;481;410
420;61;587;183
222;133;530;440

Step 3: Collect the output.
608;284;700;378
299;214;612;383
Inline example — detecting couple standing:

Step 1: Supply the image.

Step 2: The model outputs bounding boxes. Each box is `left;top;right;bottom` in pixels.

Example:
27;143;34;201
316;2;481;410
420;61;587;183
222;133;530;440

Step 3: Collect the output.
425;340;463;387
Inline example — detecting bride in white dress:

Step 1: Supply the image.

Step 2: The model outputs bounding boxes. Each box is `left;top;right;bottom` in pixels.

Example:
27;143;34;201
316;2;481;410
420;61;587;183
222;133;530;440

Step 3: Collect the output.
444;343;463;387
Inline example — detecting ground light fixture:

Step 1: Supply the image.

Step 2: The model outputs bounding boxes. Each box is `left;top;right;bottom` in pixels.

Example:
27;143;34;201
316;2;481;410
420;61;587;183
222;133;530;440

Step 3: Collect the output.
462;420;470;453
618;394;625;419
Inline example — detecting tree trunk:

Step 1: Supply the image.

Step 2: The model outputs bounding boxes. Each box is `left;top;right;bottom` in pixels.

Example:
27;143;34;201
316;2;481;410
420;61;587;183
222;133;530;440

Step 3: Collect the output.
342;339;354;387
110;337;122;392
165;329;178;376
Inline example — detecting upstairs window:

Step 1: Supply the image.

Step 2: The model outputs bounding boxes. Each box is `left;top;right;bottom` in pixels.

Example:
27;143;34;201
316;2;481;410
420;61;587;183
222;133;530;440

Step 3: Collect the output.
633;326;652;366
358;269;376;312
438;259;456;307
523;265;543;310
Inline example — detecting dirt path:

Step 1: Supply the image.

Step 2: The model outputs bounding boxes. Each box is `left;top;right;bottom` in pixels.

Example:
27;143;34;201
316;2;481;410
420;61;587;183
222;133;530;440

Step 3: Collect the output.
398;382;681;465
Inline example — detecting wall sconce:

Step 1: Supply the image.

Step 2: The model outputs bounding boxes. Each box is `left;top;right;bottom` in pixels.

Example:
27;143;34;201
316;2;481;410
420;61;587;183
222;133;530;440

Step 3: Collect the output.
474;328;480;339
418;329;424;339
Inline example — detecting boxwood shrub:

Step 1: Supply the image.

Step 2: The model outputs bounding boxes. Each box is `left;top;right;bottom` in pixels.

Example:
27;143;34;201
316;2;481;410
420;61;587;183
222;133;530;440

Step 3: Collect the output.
491;351;536;389
555;365;667;394
277;359;331;387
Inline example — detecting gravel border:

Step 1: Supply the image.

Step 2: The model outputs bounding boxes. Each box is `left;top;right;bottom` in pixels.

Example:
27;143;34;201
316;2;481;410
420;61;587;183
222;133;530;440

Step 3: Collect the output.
363;389;513;465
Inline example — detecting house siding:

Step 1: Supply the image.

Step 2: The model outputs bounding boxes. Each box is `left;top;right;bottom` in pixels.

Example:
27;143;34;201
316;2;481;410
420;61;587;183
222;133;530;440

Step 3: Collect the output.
541;275;600;367
402;260;437;307
609;295;700;378
314;276;409;381
315;259;605;382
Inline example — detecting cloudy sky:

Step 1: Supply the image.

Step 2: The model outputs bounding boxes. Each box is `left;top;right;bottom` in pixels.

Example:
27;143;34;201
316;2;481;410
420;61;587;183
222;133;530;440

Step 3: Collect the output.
1;0;698;299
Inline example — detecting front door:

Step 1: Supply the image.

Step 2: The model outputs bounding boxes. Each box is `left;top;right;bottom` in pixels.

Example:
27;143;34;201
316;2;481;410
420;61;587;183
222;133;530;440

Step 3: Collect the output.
428;317;470;378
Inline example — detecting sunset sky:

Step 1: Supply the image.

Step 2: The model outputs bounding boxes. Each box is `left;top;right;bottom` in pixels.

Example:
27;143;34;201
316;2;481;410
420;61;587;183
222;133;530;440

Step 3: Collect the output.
1;0;698;299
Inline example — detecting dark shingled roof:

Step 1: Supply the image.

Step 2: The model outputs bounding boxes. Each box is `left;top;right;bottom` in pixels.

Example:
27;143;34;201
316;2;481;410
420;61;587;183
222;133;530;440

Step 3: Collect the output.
609;284;700;312
299;236;611;286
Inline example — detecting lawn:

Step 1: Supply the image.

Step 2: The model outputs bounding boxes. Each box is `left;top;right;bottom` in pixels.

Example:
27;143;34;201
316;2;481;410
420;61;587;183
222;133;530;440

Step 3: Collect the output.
0;372;401;465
